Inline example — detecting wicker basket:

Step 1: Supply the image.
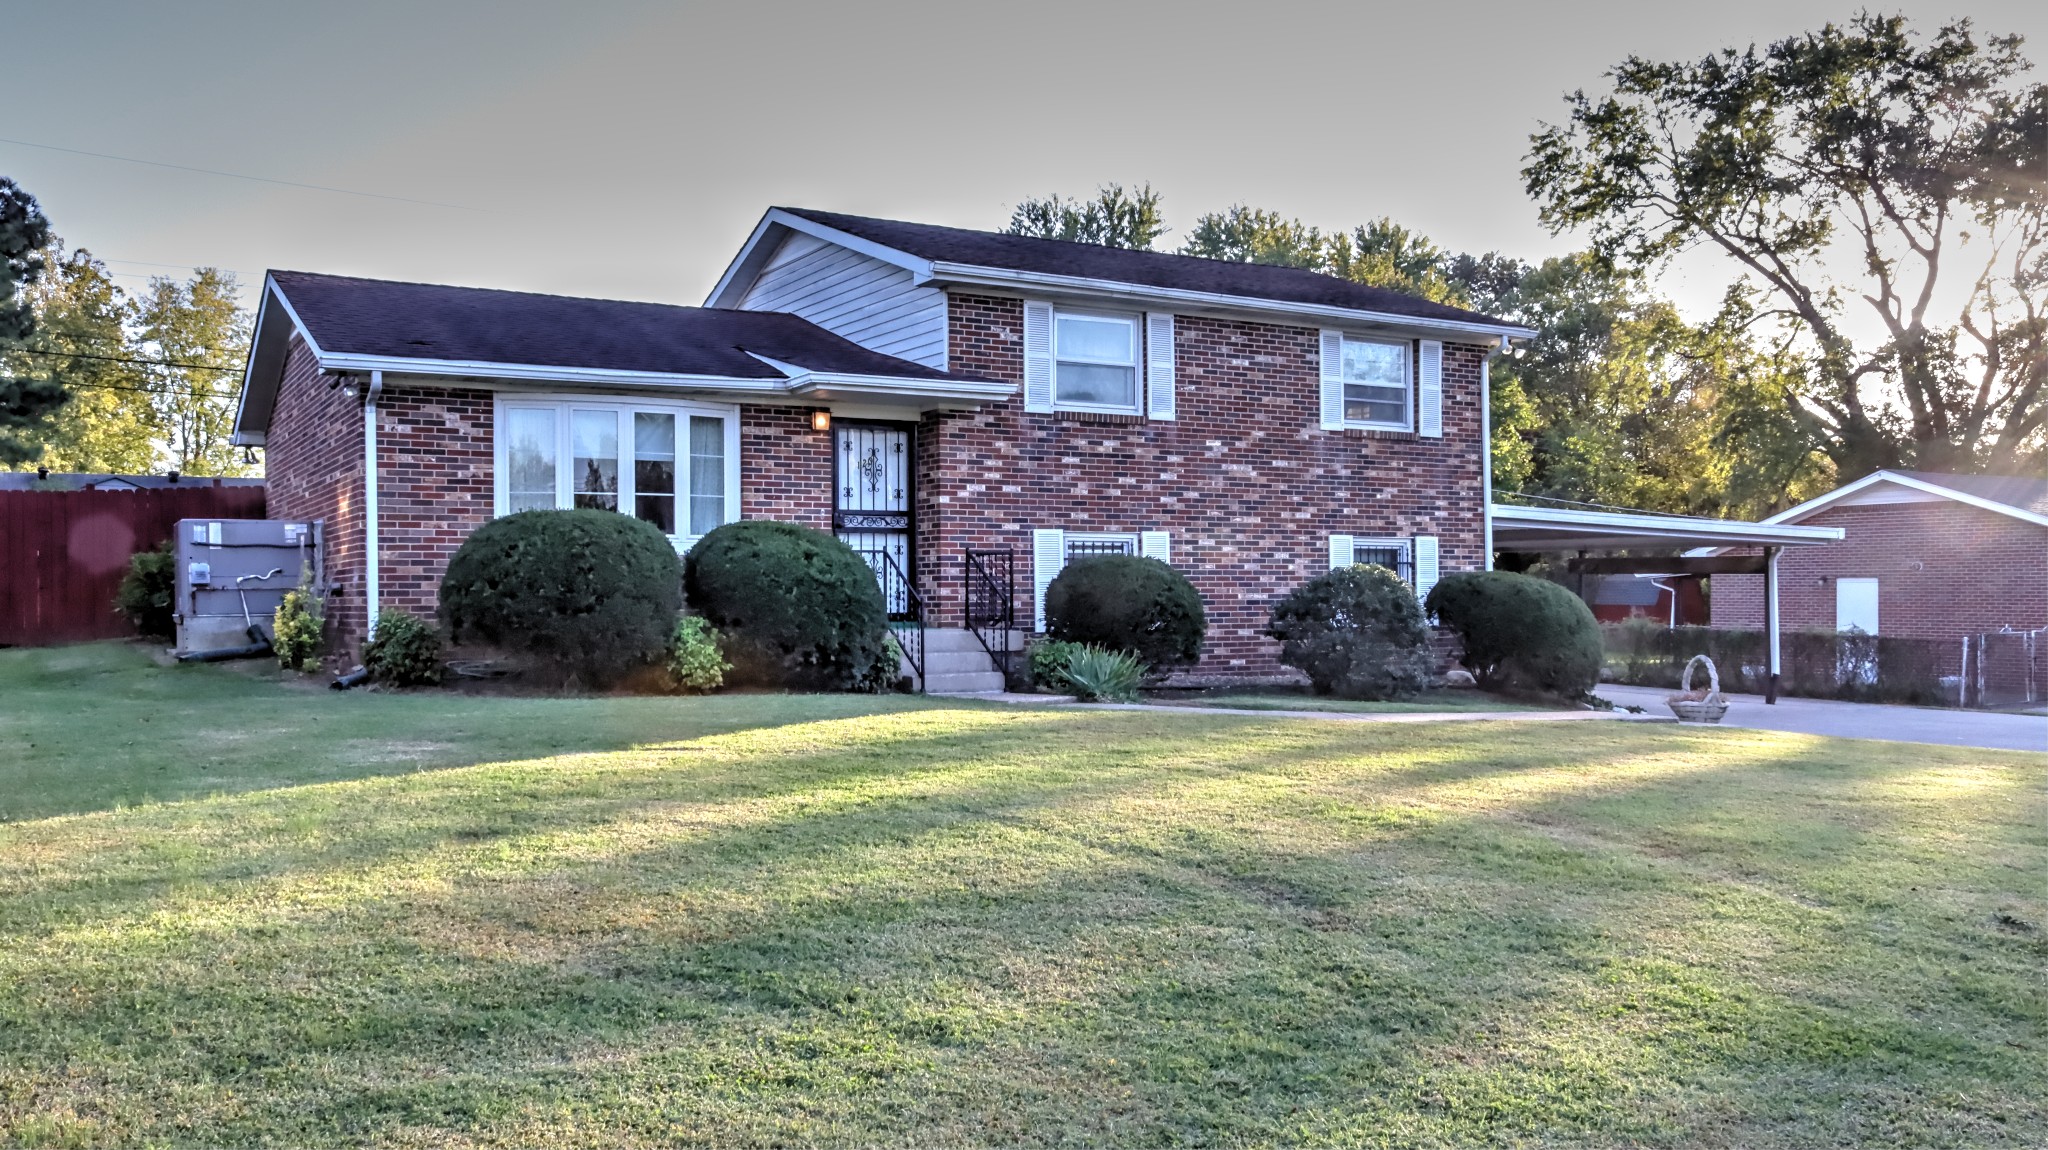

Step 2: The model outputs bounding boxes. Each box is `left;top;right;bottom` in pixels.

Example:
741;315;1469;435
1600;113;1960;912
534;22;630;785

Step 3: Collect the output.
1667;654;1730;723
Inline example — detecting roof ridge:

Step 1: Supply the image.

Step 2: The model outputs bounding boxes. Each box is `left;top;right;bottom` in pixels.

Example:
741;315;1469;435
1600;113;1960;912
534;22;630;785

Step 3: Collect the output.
269;269;714;314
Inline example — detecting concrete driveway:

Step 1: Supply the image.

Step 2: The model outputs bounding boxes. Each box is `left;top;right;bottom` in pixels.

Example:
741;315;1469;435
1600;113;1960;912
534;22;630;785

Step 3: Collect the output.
1597;683;2047;753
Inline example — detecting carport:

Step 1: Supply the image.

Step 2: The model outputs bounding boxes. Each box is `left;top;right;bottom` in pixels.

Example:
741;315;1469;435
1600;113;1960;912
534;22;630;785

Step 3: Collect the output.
1489;502;1845;703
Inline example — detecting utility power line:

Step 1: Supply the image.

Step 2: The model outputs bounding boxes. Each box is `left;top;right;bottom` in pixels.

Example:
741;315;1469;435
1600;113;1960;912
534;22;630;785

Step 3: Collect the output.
29;378;241;402
11;347;239;372
0;135;476;211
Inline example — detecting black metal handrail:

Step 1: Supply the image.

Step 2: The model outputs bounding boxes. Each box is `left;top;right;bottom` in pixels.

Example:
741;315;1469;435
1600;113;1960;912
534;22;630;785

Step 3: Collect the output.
854;548;925;691
964;548;1016;679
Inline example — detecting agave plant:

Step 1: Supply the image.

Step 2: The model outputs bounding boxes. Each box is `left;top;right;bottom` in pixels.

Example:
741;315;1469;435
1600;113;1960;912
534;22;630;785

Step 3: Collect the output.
1060;645;1145;703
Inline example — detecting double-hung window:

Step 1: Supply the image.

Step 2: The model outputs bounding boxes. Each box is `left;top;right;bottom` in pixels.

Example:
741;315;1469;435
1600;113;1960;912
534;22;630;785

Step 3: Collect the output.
1349;538;1413;583
498;397;739;548
1065;532;1138;562
1054;310;1140;413
1341;335;1411;429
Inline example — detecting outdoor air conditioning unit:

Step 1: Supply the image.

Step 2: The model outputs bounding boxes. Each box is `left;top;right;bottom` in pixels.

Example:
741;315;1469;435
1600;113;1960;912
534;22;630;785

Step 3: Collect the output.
172;518;322;656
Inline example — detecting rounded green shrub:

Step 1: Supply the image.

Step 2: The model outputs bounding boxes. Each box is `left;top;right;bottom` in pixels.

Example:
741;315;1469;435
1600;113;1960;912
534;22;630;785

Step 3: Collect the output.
684;520;889;690
1426;570;1601;697
113;542;175;640
1029;638;1088;693
665;615;729;693
440;509;683;686
1044;555;1205;671
272;577;325;671
363;608;444;686
1266;564;1435;699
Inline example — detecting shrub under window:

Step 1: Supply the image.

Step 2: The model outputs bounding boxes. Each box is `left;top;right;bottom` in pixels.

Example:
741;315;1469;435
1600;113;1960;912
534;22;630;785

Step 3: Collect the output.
440;509;683;686
1044;555;1205;672
684;520;889;691
1267;564;1435;699
1426;571;1601;697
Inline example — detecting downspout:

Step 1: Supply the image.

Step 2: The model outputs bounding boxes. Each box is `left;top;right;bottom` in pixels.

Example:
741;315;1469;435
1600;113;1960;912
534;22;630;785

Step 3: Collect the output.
364;369;383;641
1650;579;1677;628
1481;338;1501;570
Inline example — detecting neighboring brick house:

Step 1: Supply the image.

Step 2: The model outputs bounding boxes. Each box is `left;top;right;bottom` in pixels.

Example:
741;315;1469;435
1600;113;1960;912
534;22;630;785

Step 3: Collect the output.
233;208;1532;685
1710;470;2048;647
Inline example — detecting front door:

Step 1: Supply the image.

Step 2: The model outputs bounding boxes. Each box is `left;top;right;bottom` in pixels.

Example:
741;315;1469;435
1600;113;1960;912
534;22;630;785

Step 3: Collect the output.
834;422;914;617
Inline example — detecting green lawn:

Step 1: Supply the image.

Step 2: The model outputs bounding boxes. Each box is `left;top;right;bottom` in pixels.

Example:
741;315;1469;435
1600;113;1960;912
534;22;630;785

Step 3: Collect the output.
1144;686;1565;714
1;644;2042;1147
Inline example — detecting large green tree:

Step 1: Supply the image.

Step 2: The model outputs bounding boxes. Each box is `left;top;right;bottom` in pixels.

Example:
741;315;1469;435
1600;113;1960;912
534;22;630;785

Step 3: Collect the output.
10;246;156;472
1525;14;2048;475
1006;183;1166;249
0;177;57;463
136;268;252;476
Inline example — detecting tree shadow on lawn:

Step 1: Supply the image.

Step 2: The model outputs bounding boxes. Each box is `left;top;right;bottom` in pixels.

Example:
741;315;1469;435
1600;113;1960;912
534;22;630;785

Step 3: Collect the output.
5;717;2042;1146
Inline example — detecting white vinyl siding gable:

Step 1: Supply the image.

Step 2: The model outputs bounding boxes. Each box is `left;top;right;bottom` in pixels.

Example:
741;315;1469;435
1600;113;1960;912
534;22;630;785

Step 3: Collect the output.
738;233;949;369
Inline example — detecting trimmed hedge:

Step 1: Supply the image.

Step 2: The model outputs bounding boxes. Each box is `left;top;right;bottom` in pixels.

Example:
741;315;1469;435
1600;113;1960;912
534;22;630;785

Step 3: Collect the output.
1427;571;1601;697
1267;564;1435;699
439;509;683;686
1044;555;1205;671
684;520;890;690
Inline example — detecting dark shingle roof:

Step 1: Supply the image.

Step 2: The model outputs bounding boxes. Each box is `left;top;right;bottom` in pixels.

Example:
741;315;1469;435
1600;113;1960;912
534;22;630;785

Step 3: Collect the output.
777;207;1521;331
271;271;971;381
1893;470;2048;515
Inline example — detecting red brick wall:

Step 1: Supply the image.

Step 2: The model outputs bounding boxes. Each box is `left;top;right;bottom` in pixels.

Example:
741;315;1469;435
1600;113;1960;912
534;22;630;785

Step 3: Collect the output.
739;404;832;529
1711;500;2048;642
262;335;366;654
919;292;1489;675
373;385;495;633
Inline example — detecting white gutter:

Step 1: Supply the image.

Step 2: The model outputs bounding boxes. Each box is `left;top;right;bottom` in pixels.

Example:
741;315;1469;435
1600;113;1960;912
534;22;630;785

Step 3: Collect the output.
1482;339;1501;569
926;261;1539;342
315;353;791;392
364;369;382;642
1490;503;1845;547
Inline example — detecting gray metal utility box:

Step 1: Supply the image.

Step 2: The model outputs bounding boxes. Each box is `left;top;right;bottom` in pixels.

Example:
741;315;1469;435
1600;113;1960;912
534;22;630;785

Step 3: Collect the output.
173;518;321;655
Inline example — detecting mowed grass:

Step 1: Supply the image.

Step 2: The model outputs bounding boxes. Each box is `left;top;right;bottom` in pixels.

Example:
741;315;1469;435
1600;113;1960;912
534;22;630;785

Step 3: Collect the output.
0;644;2042;1147
1146;686;1565;715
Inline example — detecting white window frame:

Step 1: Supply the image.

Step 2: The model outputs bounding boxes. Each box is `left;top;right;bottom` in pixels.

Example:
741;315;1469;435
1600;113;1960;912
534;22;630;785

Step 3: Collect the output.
1064;531;1139;562
492;394;742;552
1349;536;1412;576
1052;308;1142;415
1340;334;1414;432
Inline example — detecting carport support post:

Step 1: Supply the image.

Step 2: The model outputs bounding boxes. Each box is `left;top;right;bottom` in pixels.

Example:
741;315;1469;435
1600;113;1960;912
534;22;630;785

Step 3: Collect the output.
1764;546;1781;705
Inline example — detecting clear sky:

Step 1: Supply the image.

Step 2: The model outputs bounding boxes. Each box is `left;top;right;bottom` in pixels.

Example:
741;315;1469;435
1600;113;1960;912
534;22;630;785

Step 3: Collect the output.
6;0;2043;317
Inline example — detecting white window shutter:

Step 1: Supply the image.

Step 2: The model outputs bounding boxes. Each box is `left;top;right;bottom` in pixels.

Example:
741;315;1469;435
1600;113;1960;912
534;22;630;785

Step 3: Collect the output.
1145;313;1176;420
1319;330;1345;430
1413;534;1440;612
1023;301;1054;413
1140;531;1170;563
1418;340;1443;438
1032;528;1065;631
1328;534;1354;570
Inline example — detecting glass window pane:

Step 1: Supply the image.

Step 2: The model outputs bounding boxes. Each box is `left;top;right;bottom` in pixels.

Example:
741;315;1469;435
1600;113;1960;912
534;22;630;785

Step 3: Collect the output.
634;412;676;533
506;407;558;513
1342;339;1405;385
572;409;619;512
1055;315;1133;363
689;415;725;535
1055;362;1137;408
1345;382;1407;424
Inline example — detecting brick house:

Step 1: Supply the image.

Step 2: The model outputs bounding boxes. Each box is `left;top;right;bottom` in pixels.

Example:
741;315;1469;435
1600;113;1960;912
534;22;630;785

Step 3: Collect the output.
1710;469;2048;645
233;208;1532;687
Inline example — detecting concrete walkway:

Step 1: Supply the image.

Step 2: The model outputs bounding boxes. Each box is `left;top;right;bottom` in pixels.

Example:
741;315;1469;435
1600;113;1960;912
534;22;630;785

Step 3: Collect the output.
1597;683;2048;753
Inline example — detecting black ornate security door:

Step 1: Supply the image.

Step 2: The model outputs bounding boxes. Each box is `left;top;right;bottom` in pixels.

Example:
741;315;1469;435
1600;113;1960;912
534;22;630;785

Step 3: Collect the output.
834;422;914;617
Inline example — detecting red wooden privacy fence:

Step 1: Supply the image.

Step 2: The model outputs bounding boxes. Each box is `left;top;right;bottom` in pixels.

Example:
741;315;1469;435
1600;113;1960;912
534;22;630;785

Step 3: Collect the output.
0;485;267;647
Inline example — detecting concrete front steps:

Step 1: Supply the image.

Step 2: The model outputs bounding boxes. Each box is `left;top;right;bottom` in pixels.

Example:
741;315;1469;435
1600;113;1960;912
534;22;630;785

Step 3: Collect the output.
909;627;1026;694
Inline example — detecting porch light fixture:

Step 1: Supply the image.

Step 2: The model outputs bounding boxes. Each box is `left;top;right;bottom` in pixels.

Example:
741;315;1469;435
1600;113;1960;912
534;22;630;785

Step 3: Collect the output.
811;409;832;432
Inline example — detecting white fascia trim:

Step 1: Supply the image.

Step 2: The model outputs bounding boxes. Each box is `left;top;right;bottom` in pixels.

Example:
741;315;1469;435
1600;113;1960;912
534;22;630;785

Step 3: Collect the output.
231;276;329;446
312;352;788;393
1492;503;1844;546
785;372;1017;401
1759;470;2048;532
704;208;936;307
928;262;1539;342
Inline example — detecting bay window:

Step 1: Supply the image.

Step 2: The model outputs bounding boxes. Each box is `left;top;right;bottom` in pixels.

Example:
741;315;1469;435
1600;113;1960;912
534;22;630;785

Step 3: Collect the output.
495;397;739;547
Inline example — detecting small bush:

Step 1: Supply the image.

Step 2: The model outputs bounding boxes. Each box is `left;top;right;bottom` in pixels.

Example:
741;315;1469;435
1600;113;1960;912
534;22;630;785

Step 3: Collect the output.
272;575;324;671
363;609;444;686
853;632;910;694
1427;571;1601;697
1061;645;1144;702
440;509;683;686
113;542;176;639
1044;555;1205;672
1030;639;1088;693
665;615;728;693
1266;564;1435;699
684;520;889;691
